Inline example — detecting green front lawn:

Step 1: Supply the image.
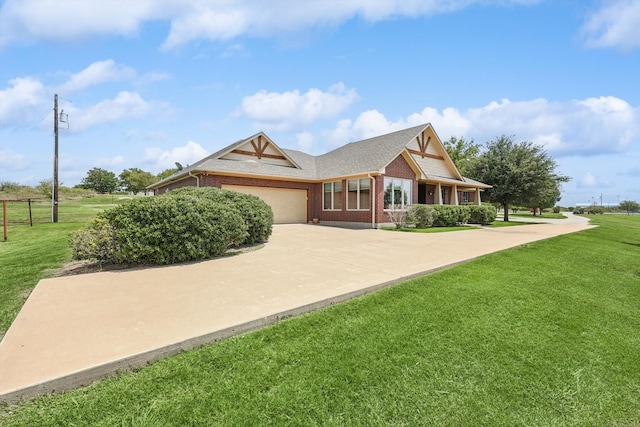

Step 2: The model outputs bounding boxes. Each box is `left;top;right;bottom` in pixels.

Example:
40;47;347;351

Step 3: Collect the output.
2;215;638;425
508;212;567;219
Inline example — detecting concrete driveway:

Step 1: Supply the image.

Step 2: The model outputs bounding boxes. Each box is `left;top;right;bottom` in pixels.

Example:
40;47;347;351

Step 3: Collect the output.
0;218;593;403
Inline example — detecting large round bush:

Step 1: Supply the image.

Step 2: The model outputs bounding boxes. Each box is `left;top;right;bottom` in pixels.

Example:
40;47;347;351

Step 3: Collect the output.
70;187;275;265
168;187;273;244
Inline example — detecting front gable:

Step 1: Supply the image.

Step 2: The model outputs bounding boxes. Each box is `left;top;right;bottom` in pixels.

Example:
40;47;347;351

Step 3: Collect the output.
405;126;463;180
219;133;299;168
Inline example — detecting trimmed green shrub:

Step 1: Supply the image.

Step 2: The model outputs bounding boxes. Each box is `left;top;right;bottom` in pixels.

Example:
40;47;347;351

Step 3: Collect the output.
407;204;434;228
69;217;119;264
168;187;273;244
71;192;251;265
553;206;561;213
468;205;497;225
104;195;248;264
432;205;465;227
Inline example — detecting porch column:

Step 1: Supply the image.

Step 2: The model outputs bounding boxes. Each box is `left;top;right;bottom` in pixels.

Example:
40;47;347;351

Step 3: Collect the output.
453;185;459;205
435;183;442;205
475;188;482;205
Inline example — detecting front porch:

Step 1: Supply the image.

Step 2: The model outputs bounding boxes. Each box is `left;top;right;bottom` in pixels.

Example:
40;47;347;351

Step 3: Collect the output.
417;182;483;205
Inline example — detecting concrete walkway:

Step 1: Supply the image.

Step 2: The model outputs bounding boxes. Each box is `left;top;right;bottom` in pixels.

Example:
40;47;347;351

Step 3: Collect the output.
0;217;593;403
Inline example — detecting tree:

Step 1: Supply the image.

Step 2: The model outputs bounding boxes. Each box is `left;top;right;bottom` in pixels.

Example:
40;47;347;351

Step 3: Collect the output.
156;168;178;181
36;179;53;199
620;200;639;215
466;135;569;221
443;136;480;176
527;178;562;215
119;168;157;194
80;168;118;193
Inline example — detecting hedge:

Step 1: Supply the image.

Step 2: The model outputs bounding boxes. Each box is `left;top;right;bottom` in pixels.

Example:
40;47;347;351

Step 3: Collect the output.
405;204;497;228
168;187;273;244
467;205;497;225
407;204;434;228
70;187;274;265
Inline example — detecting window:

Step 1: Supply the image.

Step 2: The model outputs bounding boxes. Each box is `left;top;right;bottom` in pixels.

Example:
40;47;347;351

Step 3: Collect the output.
441;187;447;204
383;177;412;210
347;178;370;210
323;181;343;210
462;192;470;203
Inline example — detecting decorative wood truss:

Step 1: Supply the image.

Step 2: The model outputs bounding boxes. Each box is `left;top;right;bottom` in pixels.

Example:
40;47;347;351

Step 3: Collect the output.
231;135;286;160
407;130;444;160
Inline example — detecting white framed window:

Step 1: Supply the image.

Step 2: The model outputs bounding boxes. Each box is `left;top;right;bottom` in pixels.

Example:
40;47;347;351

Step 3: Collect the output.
462;191;470;203
383;177;412;210
323;181;343;210
347;178;371;210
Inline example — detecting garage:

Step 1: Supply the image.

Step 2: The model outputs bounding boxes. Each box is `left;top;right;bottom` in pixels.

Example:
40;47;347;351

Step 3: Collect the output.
221;185;308;224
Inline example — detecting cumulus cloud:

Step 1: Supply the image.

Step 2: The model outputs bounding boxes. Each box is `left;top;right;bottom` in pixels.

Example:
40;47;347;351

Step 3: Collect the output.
56;60;136;94
580;0;640;51
69;91;155;131
143;141;209;171
295;131;315;152
239;83;359;131
0;77;46;126
0;0;542;50
323;96;639;157
0;148;31;171
0;0;170;48
0;60;160;129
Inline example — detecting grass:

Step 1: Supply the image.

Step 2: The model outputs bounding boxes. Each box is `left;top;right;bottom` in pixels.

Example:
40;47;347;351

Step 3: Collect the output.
387;220;534;233
1;215;639;425
508;212;567;219
0;196;130;336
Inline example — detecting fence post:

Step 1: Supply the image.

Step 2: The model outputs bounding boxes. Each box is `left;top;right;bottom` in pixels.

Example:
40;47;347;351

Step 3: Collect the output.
3;200;7;241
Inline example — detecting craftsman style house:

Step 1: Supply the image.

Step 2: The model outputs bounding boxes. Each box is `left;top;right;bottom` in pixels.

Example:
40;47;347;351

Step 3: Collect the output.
149;123;490;228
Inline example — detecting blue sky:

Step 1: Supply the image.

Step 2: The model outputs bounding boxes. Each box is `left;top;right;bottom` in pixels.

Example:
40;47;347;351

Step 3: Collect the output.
1;0;638;206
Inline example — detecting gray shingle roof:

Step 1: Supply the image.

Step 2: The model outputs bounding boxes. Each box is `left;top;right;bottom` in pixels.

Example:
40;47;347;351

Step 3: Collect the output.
314;124;426;179
149;124;489;189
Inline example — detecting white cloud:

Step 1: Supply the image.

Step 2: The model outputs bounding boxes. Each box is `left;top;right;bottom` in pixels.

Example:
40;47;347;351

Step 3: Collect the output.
69;91;155;131
323;96;639;157
56;60;136;94
295;131;315;152
0;0;542;50
0;61;159;130
0;77;46;126
239;83;359;131
0;148;31;171
0;0;170;48
580;0;640;51
143;141;209;171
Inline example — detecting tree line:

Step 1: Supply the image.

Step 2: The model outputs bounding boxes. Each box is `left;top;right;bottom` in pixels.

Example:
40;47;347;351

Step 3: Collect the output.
76;167;177;194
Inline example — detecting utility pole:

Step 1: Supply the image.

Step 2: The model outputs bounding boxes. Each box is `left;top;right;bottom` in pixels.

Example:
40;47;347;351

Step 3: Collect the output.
52;94;59;223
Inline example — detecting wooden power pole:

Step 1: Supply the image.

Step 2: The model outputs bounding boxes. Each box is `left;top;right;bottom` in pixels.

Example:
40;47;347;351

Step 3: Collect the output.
53;94;59;223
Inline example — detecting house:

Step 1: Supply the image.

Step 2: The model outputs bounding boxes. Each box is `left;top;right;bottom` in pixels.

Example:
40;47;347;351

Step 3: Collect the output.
148;123;491;228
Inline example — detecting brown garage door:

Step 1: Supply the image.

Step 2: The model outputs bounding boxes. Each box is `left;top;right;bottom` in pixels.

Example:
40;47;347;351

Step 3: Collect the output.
221;185;307;224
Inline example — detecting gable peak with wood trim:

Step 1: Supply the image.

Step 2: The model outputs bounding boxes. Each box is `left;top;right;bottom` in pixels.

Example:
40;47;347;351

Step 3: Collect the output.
404;124;463;181
218;132;300;169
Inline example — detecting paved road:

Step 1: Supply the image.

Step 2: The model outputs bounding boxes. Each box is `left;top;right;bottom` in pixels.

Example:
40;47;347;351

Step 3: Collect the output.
0;219;594;403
